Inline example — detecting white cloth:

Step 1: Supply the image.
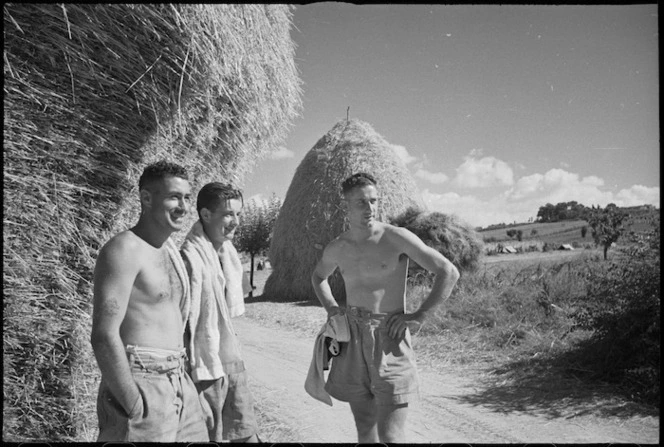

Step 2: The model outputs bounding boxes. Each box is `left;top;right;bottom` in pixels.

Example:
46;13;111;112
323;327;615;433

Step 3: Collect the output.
218;239;245;317
304;313;351;406
165;237;190;335
180;221;244;382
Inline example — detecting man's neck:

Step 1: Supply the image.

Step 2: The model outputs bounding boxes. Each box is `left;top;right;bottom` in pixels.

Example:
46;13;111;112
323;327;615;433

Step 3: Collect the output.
347;221;380;241
213;240;227;253
132;219;172;248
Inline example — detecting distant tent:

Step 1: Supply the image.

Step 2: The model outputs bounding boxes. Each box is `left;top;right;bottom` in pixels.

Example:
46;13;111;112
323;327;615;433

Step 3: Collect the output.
558;244;575;250
501;245;517;254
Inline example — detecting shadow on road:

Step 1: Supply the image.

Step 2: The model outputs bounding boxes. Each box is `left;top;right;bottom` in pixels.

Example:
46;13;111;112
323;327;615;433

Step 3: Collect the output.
455;340;660;420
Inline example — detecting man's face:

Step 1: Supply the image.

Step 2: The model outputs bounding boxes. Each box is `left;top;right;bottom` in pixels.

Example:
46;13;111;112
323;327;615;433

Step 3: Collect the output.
344;184;378;228
202;198;243;247
146;176;192;232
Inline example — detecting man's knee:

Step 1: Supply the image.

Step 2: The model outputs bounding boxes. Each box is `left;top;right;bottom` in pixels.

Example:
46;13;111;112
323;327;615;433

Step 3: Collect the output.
350;400;378;440
377;403;408;443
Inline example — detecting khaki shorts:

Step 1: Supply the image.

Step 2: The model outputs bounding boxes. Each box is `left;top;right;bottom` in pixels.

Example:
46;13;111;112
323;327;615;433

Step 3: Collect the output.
96;345;208;442
325;306;419;406
196;361;258;441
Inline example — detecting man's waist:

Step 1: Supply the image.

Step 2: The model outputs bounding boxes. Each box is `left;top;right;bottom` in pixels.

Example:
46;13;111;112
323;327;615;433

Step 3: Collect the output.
126;344;187;373
344;305;404;326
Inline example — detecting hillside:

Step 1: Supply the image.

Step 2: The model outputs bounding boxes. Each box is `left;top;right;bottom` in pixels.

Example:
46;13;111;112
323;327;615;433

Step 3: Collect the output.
480;220;589;245
479;205;659;247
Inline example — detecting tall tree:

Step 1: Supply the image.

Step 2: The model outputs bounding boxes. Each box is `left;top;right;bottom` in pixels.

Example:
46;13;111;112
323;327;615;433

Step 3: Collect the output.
588;204;629;260
537;203;556;222
236;194;282;294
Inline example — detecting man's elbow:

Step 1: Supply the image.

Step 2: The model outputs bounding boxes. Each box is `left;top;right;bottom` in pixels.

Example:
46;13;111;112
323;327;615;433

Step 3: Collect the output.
437;260;460;284
311;270;324;285
90;328;112;353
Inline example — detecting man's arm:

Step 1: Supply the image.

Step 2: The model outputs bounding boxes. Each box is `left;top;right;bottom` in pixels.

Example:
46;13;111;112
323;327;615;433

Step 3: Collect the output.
90;237;142;416
311;242;342;317
386;226;460;339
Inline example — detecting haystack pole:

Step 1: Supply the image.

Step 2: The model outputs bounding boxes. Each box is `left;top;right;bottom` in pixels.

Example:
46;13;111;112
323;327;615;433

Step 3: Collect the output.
263;119;425;303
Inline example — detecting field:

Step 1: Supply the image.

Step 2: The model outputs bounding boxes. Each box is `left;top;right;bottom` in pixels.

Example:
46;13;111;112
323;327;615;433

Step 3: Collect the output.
480;220;590;245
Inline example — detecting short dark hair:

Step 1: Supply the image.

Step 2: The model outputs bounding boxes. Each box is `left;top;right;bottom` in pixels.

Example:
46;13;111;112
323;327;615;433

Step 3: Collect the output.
139;160;188;190
341;172;377;196
197;182;243;216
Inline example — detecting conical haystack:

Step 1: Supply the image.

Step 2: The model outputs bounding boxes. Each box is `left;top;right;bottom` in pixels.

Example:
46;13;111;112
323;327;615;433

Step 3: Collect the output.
264;119;425;303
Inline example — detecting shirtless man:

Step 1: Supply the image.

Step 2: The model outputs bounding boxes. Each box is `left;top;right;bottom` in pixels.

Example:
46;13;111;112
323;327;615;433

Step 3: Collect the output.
312;172;460;443
91;160;208;442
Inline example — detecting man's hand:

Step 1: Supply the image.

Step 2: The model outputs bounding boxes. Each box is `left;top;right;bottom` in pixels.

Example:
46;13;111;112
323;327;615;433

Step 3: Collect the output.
386;310;427;339
327;305;344;318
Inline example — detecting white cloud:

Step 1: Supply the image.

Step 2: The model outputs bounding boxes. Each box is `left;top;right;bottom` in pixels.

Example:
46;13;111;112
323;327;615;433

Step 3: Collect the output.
422;189;530;228
422;168;660;228
452;154;514;188
507;168;609;204
615;185;660;206
389;144;417;165
269;146;295;160
415;168;449;185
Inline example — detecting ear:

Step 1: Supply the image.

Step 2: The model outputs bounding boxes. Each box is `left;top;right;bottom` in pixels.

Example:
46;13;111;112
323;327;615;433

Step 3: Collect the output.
200;207;211;224
139;188;152;209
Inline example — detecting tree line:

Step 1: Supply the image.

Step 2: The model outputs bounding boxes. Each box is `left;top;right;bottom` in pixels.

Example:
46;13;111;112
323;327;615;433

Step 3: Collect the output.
536;200;589;222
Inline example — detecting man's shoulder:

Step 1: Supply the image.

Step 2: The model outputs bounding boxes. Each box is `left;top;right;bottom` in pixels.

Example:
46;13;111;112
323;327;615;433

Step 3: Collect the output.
380;223;422;249
325;234;346;250
381;222;412;239
321;232;352;256
101;230;145;257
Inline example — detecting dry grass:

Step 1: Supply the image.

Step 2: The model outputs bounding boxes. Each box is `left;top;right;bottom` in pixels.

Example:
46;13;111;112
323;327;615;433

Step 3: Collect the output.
4;4;301;441
264;118;425;303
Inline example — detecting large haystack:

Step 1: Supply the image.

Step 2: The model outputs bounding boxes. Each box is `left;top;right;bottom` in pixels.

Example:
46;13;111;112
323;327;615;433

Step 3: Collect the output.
263;119;425;303
3;4;301;441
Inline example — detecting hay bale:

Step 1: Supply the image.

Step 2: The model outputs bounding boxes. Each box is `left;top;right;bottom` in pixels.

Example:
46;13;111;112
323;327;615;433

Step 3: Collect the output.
263;119;425;303
391;208;484;274
3;4;301;441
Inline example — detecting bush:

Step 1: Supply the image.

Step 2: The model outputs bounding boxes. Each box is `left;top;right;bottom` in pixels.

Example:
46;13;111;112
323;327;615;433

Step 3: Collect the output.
574;225;660;404
392;207;484;274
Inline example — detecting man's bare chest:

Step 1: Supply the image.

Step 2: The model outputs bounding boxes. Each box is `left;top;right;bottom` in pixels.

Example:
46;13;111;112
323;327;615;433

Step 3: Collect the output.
339;242;402;279
134;251;182;304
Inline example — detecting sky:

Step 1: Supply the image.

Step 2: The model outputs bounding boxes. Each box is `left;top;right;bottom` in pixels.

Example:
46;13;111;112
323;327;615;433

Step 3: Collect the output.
242;3;659;229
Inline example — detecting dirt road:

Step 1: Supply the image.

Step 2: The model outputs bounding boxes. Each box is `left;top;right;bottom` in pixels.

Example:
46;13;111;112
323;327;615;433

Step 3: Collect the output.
234;316;659;444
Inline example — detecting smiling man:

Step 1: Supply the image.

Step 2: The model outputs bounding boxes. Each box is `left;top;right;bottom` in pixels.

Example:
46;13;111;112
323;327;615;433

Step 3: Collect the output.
311;172;460;443
91;160;208;442
180;182;259;443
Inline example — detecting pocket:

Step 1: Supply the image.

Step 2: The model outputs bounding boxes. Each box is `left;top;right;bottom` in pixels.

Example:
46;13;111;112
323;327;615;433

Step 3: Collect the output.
98;385;130;427
128;390;144;419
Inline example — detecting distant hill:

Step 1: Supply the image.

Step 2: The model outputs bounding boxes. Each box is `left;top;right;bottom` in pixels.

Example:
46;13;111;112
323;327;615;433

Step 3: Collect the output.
480;220;589;245
479;205;659;246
